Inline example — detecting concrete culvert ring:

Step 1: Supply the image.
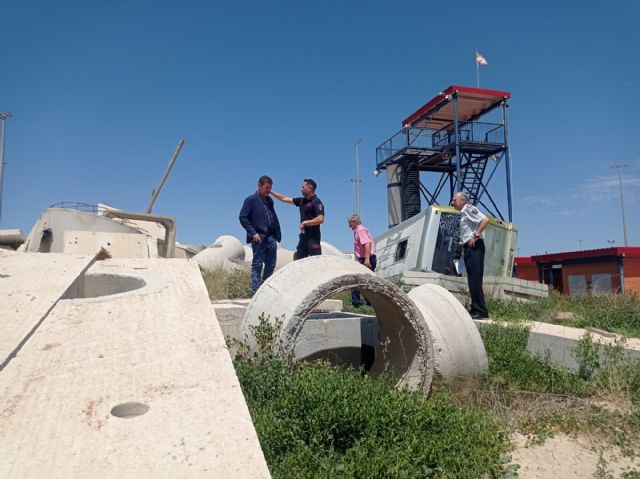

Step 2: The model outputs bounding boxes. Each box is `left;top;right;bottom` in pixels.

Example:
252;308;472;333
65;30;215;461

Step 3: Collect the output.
407;283;488;381
241;256;435;392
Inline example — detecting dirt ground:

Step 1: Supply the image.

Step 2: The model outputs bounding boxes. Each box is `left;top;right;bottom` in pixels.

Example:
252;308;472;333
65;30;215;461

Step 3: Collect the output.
510;432;640;478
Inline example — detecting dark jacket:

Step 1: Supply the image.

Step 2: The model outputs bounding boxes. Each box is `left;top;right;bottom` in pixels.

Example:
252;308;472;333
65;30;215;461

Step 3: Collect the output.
239;192;282;243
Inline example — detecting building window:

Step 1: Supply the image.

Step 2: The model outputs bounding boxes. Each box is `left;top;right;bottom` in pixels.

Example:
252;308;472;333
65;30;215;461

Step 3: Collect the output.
568;274;587;297
591;273;612;294
395;240;408;261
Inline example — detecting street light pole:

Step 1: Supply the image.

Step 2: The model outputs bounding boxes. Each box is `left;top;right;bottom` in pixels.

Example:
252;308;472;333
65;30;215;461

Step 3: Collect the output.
354;139;362;217
0;112;13;223
610;163;629;247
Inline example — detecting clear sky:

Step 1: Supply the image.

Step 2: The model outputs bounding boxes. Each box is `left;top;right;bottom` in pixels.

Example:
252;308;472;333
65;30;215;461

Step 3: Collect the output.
1;0;639;255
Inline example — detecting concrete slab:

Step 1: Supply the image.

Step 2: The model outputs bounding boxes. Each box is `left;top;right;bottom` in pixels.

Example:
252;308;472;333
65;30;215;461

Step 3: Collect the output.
474;320;640;373
526;320;640;371
0;258;269;478
0;252;96;368
296;313;378;368
400;271;549;300
212;298;345;342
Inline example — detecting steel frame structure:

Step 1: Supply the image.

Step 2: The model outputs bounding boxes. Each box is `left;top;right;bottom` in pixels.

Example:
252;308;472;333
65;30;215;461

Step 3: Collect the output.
376;86;512;222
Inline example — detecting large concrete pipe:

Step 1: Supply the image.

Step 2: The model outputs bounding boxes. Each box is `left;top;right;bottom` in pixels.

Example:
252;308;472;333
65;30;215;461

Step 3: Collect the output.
194;235;245;272
320;241;344;256
243;243;295;271
407;284;488;380
241;255;435;392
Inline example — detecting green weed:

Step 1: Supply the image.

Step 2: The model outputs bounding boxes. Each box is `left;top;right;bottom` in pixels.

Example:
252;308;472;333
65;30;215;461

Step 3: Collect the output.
486;292;640;338
235;358;510;478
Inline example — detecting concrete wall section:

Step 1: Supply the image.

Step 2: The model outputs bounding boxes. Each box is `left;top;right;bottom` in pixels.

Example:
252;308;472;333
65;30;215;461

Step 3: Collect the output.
62;230;153;258
241;255;435;392
22;209;141;253
408;284;488;380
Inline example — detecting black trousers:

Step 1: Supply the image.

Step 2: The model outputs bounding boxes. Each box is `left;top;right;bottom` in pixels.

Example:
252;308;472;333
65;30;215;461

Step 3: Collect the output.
463;239;488;316
351;255;377;306
294;233;322;260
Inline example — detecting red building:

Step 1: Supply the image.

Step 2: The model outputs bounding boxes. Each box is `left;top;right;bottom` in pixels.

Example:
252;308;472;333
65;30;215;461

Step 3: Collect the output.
515;247;640;296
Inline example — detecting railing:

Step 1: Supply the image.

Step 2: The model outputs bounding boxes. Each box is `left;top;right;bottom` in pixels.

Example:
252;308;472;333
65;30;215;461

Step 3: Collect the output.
377;122;505;166
49;202;99;213
376;127;439;166
433;122;505;148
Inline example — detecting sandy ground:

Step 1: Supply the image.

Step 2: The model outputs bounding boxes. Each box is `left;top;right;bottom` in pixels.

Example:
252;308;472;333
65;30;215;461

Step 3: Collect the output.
510;432;640;478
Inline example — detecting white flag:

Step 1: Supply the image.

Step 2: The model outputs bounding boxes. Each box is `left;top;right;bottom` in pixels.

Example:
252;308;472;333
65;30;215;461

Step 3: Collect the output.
475;52;488;66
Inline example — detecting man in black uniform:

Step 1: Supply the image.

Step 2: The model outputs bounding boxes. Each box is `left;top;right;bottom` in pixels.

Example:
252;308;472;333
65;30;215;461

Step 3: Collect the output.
452;191;489;319
271;178;325;259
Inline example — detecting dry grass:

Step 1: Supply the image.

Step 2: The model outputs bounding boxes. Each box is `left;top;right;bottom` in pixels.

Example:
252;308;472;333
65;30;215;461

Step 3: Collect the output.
201;269;252;300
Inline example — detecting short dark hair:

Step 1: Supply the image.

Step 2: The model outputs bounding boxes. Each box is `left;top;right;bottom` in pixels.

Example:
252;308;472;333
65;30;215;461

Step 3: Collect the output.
303;178;317;191
258;175;273;185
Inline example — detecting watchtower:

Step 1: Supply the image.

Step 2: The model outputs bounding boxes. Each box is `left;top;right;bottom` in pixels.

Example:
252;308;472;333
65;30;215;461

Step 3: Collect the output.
375;86;512;228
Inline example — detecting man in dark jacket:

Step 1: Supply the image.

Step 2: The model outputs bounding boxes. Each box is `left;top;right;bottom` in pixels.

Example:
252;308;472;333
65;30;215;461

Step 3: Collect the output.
239;175;282;293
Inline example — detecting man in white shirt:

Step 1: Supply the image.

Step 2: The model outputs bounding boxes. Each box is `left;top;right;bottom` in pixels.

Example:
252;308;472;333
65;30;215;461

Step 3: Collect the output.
451;191;489;319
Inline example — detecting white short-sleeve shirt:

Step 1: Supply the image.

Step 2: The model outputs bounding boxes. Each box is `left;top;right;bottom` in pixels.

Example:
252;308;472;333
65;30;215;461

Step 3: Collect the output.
459;203;487;244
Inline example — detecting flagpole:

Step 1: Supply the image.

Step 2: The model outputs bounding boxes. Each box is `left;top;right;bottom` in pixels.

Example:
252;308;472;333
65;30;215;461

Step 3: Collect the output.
476;50;480;87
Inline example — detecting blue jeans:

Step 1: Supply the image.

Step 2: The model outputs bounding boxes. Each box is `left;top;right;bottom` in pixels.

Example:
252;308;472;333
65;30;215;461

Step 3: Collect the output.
251;235;278;293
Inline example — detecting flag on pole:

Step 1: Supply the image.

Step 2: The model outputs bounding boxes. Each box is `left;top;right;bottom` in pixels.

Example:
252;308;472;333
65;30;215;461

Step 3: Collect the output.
475;51;488;66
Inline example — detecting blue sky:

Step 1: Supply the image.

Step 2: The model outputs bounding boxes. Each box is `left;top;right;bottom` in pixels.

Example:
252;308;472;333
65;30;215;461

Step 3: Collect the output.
1;0;638;255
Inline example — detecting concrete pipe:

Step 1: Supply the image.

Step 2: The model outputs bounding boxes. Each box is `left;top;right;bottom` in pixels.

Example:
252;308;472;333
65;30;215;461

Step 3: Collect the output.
320;241;344;257
193;235;245;272
242;243;294;271
241;255;435;392
407;284;488;380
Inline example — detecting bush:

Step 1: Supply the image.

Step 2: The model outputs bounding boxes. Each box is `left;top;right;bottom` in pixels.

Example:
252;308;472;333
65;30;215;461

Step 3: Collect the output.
235;358;509;478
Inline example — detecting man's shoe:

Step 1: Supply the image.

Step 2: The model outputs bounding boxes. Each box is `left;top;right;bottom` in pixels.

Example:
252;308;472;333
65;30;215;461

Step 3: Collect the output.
470;313;488;320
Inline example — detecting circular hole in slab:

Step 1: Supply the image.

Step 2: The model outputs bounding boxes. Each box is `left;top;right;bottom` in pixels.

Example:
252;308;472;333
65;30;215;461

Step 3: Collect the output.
110;401;150;418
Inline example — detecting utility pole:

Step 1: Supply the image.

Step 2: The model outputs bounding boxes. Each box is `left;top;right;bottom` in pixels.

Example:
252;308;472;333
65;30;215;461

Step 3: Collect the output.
0;112;12;223
354;139;362;217
146;139;185;214
609;163;629;247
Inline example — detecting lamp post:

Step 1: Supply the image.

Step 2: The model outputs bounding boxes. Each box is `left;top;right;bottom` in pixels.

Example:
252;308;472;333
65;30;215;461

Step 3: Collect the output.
609;163;629;247
0;112;12;223
354;139;362;217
